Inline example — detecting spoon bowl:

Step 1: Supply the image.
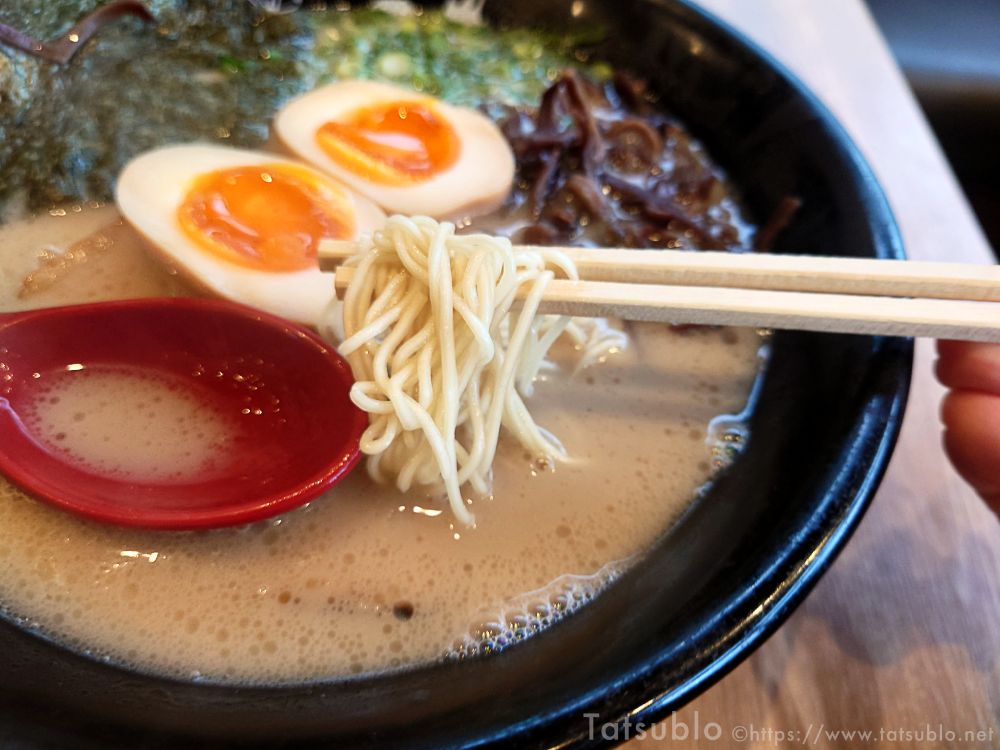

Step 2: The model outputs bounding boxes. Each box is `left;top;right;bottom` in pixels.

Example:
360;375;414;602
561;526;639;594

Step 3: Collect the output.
0;297;364;529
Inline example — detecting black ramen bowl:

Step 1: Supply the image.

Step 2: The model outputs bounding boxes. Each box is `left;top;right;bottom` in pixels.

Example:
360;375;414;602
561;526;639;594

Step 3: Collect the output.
0;0;911;747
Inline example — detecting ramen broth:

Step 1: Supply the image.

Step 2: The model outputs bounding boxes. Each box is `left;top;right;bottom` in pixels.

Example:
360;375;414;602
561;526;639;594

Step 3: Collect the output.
0;206;762;683
24;367;240;483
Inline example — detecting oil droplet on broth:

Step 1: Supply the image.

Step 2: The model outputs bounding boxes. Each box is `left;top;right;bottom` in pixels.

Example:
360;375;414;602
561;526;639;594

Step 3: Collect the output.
23;368;238;482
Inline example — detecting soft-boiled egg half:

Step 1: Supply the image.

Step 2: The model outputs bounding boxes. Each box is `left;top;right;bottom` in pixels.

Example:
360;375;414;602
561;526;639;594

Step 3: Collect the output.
274;80;515;218
116;144;386;326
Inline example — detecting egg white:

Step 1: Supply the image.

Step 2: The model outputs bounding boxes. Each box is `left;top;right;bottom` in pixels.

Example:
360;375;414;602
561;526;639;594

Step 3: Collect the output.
115;144;386;327
274;80;515;219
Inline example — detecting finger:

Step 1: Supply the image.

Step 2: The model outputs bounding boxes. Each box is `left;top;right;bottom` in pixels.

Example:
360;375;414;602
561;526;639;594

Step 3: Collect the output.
941;390;1000;516
936;341;1000;394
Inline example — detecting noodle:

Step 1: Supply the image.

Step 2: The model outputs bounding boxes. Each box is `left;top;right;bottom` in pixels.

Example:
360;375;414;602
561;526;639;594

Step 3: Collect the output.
327;215;626;525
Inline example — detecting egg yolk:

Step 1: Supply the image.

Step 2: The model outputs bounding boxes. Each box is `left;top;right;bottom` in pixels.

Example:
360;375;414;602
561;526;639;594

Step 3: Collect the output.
316;100;460;185
177;164;355;272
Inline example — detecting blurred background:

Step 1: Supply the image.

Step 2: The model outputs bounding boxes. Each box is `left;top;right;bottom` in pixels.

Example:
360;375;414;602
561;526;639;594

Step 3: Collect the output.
866;0;999;259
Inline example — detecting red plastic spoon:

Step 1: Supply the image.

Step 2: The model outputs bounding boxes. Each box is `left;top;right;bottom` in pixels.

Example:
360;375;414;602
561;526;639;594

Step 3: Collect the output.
0;298;365;530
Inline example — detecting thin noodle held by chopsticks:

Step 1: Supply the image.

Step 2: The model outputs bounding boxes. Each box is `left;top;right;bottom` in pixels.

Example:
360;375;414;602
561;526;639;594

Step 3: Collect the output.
330;216;626;525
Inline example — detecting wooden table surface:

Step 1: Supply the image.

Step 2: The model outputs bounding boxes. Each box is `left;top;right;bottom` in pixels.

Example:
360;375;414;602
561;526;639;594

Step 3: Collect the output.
624;1;1000;747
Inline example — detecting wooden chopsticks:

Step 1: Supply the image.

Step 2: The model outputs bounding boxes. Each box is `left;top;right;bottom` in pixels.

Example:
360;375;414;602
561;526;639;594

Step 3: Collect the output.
318;243;1000;342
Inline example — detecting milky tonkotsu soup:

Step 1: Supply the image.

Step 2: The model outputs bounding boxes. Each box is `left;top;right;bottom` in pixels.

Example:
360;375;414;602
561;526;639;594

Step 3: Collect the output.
23;367;240;484
0;205;763;684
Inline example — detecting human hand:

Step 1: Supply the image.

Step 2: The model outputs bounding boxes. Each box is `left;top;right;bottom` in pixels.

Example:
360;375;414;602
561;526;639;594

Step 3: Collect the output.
936;341;1000;516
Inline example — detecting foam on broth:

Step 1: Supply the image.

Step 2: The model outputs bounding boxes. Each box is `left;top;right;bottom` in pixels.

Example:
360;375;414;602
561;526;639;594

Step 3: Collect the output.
0;206;762;684
23;367;239;483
